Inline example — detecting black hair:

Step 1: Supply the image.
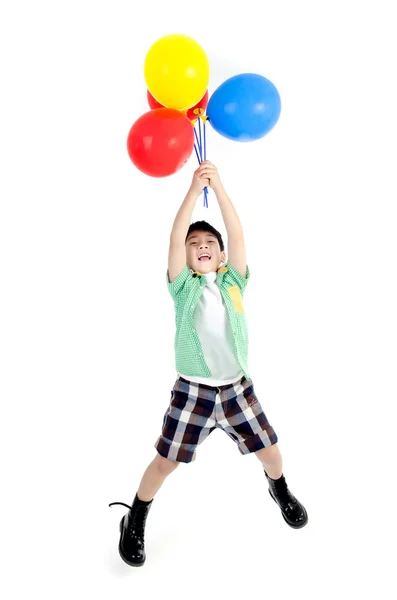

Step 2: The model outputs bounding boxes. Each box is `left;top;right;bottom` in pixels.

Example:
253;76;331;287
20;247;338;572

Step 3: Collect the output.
185;220;225;252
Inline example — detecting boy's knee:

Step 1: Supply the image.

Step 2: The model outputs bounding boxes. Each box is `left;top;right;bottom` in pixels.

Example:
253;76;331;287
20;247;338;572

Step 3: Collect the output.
255;443;280;462
155;454;180;474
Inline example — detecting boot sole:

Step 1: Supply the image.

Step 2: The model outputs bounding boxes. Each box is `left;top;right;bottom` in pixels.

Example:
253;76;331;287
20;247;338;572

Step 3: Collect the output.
268;488;308;529
117;516;146;567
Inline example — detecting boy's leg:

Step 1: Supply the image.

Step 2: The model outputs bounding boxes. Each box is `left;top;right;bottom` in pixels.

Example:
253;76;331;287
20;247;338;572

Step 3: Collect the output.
137;454;180;502
109;454;181;567
254;443;283;479
255;444;308;528
218;376;308;528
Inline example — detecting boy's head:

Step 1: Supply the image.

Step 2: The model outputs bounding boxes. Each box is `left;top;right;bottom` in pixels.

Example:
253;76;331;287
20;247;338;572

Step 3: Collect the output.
185;220;226;273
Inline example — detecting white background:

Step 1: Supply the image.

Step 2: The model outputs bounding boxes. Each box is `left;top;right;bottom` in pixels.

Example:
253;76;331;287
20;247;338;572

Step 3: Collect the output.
1;1;396;598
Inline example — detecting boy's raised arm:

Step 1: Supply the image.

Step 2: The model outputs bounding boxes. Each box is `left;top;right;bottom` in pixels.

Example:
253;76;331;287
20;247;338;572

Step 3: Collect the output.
196;161;247;278
168;167;209;283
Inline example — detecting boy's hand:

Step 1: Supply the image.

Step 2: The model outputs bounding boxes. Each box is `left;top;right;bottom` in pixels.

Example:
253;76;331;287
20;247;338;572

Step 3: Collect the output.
189;166;210;196
196;161;223;191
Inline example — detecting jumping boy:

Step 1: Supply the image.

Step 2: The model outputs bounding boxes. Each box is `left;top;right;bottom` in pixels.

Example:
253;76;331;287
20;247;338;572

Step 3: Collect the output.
109;161;308;566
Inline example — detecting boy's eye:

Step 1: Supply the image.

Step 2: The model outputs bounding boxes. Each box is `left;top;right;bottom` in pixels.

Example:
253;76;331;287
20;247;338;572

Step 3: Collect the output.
190;240;214;245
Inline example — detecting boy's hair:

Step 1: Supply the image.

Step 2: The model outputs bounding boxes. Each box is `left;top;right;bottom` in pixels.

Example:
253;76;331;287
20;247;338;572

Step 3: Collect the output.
185;220;225;252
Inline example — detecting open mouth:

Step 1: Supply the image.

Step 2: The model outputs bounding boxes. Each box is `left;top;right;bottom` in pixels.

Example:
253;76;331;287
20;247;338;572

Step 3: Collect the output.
198;254;211;262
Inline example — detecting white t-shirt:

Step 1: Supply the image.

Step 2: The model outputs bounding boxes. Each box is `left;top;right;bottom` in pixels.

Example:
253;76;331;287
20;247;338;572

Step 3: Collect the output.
178;271;243;386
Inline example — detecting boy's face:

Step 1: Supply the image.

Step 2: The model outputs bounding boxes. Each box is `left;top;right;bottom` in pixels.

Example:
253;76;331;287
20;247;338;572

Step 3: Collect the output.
186;230;226;273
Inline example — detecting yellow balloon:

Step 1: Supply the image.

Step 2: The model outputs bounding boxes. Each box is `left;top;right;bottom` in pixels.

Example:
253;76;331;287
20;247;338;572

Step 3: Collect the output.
144;34;210;110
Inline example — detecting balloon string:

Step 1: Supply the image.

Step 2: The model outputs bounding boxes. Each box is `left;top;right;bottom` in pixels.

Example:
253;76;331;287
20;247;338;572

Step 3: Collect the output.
203;118;207;160
198;117;203;160
194;141;200;164
203;117;208;206
194;127;202;158
194;122;208;208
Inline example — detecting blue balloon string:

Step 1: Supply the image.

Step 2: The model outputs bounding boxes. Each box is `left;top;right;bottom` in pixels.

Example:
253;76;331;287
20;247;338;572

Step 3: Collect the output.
194;126;202;160
203;118;208;206
194;120;208;208
194;141;200;164
203;118;207;160
198;118;203;160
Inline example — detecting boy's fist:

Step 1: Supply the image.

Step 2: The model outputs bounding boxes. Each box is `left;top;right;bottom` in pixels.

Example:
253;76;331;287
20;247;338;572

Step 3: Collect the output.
189;167;210;196
196;161;222;190
189;161;222;196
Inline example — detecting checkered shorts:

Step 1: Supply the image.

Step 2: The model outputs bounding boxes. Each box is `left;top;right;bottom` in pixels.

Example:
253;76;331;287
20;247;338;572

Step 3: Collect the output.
154;375;278;463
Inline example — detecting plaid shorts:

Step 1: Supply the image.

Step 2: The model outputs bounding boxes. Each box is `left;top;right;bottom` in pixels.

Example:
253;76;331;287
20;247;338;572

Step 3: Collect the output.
154;375;278;463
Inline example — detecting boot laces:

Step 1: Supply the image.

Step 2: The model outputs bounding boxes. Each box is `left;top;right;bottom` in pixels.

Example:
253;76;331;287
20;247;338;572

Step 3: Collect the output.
272;482;297;509
108;501;146;537
129;506;146;537
109;502;131;510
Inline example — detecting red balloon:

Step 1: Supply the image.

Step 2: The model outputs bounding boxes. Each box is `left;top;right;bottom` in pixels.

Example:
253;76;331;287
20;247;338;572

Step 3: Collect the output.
186;90;209;121
147;90;163;110
127;108;194;177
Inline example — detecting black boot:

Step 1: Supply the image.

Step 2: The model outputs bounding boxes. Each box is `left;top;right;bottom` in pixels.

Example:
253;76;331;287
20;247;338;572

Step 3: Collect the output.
109;493;153;566
264;470;308;529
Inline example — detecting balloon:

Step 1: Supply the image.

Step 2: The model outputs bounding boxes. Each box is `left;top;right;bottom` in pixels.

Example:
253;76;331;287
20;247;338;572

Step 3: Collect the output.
207;73;281;142
147;89;209;123
144;34;209;110
186;90;209;121
147;90;163;110
127;108;194;177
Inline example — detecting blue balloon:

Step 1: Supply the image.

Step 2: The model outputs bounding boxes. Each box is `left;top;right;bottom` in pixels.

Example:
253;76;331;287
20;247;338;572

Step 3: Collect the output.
207;73;281;142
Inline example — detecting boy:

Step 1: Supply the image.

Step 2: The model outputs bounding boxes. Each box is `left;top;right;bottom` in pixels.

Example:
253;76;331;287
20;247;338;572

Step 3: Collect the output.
109;161;308;567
